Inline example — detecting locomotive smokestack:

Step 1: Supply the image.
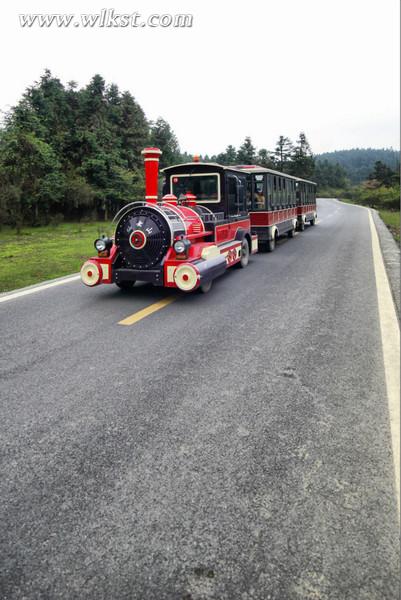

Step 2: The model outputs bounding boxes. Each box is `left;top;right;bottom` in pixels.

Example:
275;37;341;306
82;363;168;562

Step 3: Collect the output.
141;147;162;204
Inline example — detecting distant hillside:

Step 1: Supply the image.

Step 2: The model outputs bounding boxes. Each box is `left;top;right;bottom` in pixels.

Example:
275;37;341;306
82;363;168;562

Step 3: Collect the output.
315;148;399;184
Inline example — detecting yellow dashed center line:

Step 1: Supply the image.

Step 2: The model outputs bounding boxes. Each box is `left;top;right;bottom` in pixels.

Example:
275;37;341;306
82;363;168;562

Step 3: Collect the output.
118;296;176;326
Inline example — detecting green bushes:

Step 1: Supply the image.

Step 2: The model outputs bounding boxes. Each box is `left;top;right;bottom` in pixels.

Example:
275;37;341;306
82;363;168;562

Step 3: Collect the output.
342;184;400;211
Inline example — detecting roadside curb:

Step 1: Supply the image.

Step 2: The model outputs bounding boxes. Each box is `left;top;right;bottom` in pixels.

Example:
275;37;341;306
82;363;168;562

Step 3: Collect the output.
371;209;400;319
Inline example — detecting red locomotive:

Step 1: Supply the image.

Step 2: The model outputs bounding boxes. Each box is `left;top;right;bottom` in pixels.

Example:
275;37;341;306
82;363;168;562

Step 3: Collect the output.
80;148;258;293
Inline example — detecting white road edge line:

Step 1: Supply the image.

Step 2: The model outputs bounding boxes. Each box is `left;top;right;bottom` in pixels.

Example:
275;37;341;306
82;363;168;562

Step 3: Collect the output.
368;209;400;517
0;274;81;304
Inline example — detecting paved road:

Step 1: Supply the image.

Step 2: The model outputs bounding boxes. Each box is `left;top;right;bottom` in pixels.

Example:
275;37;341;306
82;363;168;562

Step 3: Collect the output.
0;199;399;599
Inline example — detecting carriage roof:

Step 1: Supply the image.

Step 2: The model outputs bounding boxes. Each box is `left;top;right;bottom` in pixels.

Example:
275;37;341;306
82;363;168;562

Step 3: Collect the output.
162;162;316;186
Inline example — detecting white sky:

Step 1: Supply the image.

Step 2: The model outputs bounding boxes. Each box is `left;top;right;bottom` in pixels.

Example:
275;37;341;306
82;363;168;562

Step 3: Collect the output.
1;0;399;155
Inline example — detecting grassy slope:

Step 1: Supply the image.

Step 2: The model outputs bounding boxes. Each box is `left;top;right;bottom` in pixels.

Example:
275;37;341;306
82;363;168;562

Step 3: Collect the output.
0;222;113;293
378;209;400;244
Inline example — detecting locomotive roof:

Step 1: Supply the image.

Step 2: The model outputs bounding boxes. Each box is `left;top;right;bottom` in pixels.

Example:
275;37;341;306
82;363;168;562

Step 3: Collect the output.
162;162;316;186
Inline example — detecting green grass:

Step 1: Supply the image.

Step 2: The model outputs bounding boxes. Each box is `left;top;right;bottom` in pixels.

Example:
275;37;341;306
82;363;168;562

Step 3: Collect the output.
0;221;113;293
378;209;400;244
1;207;399;293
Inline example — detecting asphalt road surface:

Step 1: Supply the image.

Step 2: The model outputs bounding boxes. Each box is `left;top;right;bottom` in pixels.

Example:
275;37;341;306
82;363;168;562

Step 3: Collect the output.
0;199;399;599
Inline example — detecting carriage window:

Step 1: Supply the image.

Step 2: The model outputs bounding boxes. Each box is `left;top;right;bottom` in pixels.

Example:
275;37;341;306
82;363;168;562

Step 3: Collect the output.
253;174;265;209
171;174;219;203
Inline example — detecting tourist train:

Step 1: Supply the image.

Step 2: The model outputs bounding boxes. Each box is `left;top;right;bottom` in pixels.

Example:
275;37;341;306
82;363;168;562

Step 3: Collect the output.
80;148;317;293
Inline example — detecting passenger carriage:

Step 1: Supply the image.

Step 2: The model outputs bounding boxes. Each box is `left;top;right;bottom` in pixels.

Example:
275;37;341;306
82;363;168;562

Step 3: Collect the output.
233;166;317;251
163;161;317;253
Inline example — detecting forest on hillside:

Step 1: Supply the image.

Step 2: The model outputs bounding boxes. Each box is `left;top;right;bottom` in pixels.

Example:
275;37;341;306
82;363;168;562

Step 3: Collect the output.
316;148;399;184
0;71;399;228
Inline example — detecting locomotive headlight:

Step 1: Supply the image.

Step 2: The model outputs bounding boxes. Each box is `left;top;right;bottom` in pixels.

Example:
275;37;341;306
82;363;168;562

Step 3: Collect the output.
174;240;186;254
174;238;191;257
95;238;107;252
94;236;112;255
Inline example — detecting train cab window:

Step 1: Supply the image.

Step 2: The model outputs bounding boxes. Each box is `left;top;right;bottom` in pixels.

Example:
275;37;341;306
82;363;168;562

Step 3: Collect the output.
253;174;265;209
227;175;247;215
237;176;246;213
171;174;219;203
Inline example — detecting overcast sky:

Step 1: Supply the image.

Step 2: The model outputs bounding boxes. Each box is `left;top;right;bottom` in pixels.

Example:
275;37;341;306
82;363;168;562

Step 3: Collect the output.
1;0;399;155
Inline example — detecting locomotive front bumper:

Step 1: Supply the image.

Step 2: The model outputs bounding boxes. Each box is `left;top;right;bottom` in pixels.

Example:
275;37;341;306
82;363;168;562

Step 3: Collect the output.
113;267;164;286
172;255;227;292
81;254;227;292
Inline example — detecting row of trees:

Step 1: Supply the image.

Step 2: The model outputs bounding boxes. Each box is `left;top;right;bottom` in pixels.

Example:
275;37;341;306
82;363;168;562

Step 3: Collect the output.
208;133;315;180
0;70;397;227
0;71;181;228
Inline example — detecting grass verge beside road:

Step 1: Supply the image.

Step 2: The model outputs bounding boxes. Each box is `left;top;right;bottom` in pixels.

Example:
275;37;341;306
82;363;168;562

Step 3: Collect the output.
1;205;399;293
0;222;112;293
378;210;400;244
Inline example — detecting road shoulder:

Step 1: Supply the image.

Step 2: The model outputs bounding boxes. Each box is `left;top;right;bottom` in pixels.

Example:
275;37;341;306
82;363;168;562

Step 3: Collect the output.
331;198;400;319
371;208;400;319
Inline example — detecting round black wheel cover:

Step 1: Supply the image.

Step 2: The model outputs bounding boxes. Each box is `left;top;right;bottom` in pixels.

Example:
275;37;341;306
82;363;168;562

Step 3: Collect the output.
115;206;171;269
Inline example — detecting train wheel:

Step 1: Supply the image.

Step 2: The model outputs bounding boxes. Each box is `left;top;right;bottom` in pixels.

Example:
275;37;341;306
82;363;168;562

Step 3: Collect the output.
298;221;305;232
267;237;275;252
310;217;316;226
288;228;295;238
116;280;136;290
239;238;250;268
199;281;212;293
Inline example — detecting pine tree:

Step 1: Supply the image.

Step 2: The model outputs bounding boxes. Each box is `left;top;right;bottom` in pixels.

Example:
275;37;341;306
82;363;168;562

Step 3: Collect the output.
149;118;180;169
290;132;315;179
274;136;293;171
369;161;395;187
237;137;256;164
257;148;275;169
214;145;237;165
225;145;237;164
